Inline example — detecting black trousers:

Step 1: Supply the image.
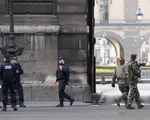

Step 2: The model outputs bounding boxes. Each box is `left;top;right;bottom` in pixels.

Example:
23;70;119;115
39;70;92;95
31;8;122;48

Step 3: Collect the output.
59;80;71;104
15;82;24;103
2;81;17;105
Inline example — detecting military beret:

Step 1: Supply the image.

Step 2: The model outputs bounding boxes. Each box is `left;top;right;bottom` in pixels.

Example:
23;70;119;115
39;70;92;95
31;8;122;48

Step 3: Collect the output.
131;54;137;57
119;58;125;61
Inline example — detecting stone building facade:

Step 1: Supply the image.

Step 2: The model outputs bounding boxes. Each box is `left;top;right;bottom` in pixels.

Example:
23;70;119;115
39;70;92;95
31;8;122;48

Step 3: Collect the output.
0;0;90;101
95;0;150;62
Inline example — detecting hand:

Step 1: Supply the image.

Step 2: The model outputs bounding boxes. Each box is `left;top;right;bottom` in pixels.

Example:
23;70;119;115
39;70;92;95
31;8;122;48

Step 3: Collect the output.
52;81;58;87
59;65;62;71
111;84;115;88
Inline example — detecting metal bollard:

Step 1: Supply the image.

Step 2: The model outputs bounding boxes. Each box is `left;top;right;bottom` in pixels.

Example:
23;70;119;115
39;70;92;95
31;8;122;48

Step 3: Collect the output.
101;75;105;85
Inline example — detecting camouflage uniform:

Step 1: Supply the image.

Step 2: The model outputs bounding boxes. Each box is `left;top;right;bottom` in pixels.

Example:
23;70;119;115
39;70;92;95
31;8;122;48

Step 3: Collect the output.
112;65;129;105
126;60;142;108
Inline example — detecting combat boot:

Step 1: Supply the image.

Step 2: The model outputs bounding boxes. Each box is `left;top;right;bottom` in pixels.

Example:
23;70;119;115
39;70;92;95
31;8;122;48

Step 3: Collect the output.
124;102;127;107
115;99;121;107
20;103;26;108
56;103;64;107
138;104;144;109
13;104;18;111
11;104;14;108
123;100;128;107
69;98;74;106
2;105;7;111
126;105;135;109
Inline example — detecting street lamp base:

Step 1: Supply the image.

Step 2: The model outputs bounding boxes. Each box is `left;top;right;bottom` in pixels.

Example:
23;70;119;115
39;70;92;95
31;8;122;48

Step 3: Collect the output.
0;47;24;56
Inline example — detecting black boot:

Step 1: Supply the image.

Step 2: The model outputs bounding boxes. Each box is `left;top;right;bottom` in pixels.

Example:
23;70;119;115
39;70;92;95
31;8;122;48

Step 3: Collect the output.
126;105;135;109
115;99;121;107
69;98;74;106
2;105;7;111
11;104;14;108
138;104;144;109
20;103;26;108
124;102;127;107
13;104;18;111
56;103;64;107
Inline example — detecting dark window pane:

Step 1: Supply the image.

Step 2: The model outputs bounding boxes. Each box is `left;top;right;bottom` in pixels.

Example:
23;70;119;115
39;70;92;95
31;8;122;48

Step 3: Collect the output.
100;0;109;23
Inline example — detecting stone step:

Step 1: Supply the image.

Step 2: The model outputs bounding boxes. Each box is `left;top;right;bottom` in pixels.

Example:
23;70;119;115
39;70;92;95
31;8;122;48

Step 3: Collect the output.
0;84;91;102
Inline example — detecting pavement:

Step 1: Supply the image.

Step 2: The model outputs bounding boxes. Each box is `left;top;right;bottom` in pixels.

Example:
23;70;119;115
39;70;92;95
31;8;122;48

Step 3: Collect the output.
0;101;91;108
0;103;150;120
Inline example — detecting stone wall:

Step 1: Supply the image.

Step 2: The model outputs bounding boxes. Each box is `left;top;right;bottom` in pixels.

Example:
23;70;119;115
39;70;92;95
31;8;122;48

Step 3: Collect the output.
57;0;88;85
0;33;58;84
0;0;91;102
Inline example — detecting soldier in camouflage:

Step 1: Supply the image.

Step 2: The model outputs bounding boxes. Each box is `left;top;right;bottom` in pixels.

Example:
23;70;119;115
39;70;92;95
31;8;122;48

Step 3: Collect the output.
111;58;129;107
126;54;144;109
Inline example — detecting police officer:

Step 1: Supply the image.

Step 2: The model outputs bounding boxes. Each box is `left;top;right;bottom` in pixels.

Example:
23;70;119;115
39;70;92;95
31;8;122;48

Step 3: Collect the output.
10;57;26;108
0;55;18;111
126;54;144;109
111;58;129;107
53;57;74;107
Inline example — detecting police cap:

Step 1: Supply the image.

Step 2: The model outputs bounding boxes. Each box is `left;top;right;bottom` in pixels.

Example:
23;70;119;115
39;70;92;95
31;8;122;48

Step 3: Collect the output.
3;55;10;60
10;57;17;61
58;57;65;61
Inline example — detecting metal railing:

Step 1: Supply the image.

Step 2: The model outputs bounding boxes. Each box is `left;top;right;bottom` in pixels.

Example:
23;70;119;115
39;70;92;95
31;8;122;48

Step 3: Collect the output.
6;0;57;15
96;70;150;84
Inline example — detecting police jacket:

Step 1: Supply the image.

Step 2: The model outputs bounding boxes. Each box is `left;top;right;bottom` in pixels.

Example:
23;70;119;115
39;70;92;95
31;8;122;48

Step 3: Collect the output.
14;63;23;82
56;64;70;82
15;63;24;75
0;61;19;82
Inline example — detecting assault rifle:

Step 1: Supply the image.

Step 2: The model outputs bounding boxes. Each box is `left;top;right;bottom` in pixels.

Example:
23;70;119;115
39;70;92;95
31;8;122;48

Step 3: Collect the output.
136;61;146;77
138;63;146;67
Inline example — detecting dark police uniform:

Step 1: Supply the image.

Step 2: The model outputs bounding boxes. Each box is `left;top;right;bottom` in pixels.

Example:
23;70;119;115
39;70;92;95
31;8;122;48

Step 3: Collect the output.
0;55;18;111
10;57;26;107
56;57;74;107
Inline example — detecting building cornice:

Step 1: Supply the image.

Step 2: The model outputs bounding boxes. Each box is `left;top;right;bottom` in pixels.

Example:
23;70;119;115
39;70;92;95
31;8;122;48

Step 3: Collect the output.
0;25;60;33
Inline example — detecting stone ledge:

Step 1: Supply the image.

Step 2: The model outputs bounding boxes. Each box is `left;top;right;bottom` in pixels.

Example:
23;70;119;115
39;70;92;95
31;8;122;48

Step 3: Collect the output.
0;25;60;33
60;26;88;33
21;84;92;102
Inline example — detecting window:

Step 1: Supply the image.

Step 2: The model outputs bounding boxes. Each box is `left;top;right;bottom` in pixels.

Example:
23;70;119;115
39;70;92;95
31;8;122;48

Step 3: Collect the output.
110;0;112;4
145;39;149;44
100;0;109;23
145;48;149;53
145;48;149;57
107;40;111;45
0;2;5;14
96;0;99;4
105;49;110;57
110;57;113;62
